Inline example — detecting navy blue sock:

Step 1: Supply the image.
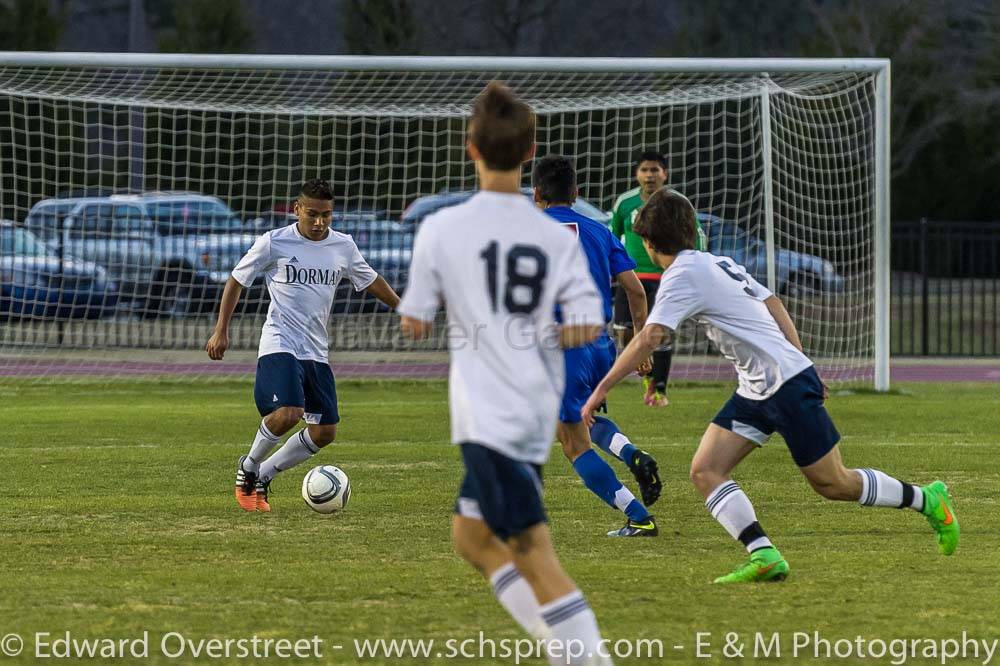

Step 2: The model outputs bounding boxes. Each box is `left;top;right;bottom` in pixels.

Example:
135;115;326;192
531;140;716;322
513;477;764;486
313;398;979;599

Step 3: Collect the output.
572;449;650;522
590;416;638;466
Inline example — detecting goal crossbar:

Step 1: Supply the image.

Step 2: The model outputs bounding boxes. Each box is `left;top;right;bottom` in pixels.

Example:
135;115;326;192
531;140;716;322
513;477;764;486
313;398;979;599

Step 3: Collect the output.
0;52;889;74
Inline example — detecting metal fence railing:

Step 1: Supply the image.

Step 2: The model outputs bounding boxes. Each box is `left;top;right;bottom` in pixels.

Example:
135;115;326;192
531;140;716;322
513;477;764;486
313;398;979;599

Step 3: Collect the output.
892;220;1000;356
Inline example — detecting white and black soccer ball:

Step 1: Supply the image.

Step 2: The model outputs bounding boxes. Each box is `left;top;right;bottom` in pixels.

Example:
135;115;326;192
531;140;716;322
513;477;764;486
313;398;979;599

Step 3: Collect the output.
301;465;351;514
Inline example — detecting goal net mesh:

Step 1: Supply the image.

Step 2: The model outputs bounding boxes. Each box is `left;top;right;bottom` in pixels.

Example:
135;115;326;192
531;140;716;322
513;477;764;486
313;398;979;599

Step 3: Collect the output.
0;62;878;384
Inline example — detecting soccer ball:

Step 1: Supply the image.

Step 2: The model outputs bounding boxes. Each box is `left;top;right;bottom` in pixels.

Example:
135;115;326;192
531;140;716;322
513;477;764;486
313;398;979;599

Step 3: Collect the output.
301;465;351;514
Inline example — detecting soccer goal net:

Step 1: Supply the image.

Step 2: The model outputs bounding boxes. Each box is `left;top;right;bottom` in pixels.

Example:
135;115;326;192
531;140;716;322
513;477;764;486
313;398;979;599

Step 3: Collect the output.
0;54;889;389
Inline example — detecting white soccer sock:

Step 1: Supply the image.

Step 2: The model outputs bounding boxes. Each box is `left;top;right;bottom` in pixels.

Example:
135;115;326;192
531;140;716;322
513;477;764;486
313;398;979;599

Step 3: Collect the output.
705;480;773;553
490;563;548;640
243;420;281;474
539;590;609;666
607;432;631;459
856;469;924;511
612;486;637;513
259;429;319;483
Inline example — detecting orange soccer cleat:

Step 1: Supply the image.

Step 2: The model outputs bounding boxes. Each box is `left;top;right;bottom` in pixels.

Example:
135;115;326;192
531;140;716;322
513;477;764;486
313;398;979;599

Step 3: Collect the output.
234;455;258;512
255;480;271;513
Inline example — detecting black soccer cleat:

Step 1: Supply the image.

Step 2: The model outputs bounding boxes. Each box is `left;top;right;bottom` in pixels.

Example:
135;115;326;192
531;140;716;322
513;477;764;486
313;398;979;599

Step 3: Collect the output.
235;455;258;512
256;478;271;513
628;449;663;507
607;515;659;537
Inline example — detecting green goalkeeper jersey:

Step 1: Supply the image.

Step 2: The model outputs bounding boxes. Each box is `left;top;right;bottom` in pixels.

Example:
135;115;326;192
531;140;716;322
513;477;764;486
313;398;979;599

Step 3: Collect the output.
609;187;707;277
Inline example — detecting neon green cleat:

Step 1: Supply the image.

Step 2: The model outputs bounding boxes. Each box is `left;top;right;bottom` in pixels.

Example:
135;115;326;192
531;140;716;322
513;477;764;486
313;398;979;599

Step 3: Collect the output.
642;376;669;407
713;547;789;584
920;480;959;556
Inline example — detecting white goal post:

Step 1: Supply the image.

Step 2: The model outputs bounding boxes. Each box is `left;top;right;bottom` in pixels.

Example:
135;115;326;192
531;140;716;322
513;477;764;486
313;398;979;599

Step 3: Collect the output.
0;53;890;390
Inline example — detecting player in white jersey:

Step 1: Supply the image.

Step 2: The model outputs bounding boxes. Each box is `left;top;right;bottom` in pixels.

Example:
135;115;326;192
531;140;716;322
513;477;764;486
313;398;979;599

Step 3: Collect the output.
583;188;959;583
205;179;400;512
399;82;612;665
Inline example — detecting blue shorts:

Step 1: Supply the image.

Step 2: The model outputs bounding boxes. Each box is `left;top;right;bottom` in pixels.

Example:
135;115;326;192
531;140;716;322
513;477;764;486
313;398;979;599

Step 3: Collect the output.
712;366;840;467
253;352;340;425
560;335;616;423
454;443;547;540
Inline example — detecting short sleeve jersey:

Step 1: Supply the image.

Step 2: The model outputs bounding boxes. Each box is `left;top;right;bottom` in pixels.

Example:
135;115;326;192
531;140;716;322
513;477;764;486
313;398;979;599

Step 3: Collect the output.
231;224;377;363
398;191;604;464
609;187;708;277
647;250;813;399
543;205;635;324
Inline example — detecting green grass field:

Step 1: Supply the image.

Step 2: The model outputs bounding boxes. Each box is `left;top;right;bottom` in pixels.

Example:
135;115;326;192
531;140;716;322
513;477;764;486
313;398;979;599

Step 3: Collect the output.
3;379;998;664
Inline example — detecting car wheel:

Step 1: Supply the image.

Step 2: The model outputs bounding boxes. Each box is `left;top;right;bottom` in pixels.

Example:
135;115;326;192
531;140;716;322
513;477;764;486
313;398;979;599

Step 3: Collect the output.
144;266;196;319
781;272;823;299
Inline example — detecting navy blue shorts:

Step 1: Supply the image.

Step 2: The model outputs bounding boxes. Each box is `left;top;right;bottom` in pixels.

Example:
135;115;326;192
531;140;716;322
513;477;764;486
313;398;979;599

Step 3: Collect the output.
560;335;615;423
253;352;340;425
712;366;840;467
454;443;547;540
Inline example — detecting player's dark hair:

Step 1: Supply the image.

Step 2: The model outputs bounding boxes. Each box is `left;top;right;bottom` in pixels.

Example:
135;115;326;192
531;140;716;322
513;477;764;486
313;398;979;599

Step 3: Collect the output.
633;188;696;256
468;81;535;171
300;178;334;201
532;155;576;205
635;149;667;170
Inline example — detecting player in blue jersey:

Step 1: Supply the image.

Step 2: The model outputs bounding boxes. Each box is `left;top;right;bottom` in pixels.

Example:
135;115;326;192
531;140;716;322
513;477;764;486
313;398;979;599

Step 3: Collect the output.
532;155;663;537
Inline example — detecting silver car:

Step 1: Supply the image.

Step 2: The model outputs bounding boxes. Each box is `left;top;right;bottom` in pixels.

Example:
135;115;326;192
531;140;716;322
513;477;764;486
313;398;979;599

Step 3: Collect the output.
25;193;256;317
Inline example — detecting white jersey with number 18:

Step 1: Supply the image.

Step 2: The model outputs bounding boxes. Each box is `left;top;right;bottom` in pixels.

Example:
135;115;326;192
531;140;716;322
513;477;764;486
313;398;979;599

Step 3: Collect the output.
398;191;603;464
647;250;813;400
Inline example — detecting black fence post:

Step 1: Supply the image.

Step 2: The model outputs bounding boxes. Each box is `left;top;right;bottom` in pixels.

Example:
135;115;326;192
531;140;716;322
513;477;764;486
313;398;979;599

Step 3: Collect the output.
57;216;66;347
920;217;929;356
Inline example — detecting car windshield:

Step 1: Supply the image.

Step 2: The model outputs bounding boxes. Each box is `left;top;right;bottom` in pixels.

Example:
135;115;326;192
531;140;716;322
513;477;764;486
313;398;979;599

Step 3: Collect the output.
401;194;473;223
0;227;53;257
704;218;757;253
147;200;241;235
339;220;414;251
26;203;77;234
569;198;610;222
403;191;610;224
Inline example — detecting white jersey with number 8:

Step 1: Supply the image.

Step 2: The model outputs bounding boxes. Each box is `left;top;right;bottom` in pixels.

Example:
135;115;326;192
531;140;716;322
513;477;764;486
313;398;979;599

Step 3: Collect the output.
647;250;813;400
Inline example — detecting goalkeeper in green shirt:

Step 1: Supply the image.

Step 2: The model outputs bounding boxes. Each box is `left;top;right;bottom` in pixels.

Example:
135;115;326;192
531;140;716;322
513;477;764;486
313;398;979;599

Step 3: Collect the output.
610;150;706;405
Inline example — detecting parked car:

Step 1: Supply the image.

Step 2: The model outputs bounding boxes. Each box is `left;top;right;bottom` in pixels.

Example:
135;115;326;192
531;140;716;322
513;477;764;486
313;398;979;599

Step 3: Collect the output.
246;207;392;235
25;193;256;318
699;214;845;296
399;192;843;299
332;214;414;313
400;188;611;225
246;212;297;234
0;221;118;319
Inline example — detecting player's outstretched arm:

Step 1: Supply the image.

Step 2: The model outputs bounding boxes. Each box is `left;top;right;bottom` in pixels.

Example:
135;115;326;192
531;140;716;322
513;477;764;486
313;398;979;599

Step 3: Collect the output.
400;315;433;340
764;294;803;353
205;276;244;360
365;275;401;310
582;323;670;426
616;269;653;375
617;269;648;332
560;323;604;349
764;294;828;398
